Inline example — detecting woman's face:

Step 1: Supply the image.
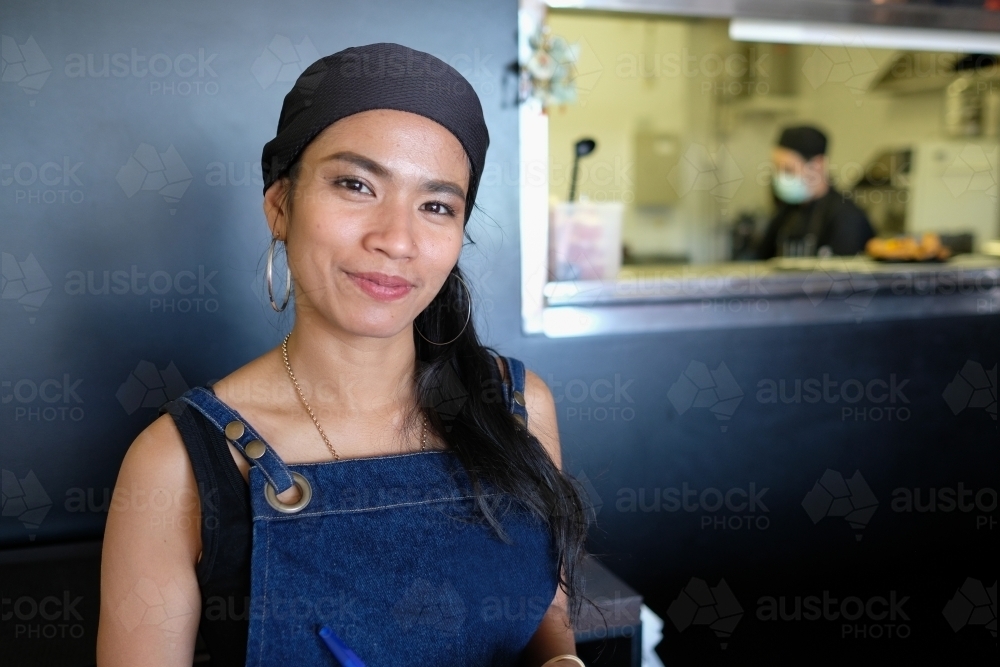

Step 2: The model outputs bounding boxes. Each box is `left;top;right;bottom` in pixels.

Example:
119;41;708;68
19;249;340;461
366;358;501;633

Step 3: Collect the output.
264;109;470;340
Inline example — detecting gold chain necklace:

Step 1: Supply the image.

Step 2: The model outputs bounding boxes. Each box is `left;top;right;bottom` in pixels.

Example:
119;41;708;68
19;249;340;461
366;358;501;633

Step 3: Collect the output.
281;332;426;460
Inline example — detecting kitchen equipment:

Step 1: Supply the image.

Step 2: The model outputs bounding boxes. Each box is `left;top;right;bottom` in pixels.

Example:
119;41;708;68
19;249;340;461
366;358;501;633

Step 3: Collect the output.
569;138;596;202
550;200;624;280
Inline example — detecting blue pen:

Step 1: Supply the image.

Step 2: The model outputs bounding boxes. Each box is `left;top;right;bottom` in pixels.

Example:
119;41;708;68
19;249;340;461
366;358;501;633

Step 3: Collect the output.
318;625;367;667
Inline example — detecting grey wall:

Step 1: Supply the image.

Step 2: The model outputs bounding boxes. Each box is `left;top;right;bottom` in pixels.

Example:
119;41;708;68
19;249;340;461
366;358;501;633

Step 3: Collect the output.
1;0;996;664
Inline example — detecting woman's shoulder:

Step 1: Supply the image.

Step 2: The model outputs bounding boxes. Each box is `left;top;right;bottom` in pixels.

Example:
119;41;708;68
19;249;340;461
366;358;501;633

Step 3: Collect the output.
109;411;202;558
490;353;551;399
127;410;190;468
123;352;252;501
489;353;562;469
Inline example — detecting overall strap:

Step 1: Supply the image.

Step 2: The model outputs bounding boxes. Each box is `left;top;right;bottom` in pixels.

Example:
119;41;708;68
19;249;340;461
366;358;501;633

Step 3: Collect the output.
499;355;529;429
177;387;296;494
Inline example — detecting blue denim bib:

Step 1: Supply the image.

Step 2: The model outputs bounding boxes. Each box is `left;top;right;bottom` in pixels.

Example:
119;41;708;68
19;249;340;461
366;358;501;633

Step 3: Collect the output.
179;355;558;666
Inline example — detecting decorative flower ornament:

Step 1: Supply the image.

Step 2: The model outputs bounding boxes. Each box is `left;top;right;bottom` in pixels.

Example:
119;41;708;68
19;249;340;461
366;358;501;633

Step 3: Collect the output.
519;23;580;110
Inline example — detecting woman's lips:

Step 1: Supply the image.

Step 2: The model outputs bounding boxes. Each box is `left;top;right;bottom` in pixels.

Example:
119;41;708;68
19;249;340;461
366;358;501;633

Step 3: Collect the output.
346;271;414;302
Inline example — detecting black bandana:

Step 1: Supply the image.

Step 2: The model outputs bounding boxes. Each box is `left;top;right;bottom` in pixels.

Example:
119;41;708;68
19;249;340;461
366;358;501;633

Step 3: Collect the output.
260;42;490;223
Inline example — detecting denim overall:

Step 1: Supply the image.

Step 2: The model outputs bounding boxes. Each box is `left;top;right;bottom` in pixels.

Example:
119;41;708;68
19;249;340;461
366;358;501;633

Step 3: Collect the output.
178;355;558;666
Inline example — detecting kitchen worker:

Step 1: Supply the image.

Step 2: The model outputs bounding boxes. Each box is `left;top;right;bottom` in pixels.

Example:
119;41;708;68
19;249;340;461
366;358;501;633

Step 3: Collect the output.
756;125;875;259
96;42;590;667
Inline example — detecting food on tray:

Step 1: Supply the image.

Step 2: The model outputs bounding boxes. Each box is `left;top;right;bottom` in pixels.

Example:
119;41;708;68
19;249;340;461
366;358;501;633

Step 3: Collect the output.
865;232;951;261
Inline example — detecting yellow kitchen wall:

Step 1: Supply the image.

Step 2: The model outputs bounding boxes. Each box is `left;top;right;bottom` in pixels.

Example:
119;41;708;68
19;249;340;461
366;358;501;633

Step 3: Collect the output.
546;10;975;263
546;12;721;263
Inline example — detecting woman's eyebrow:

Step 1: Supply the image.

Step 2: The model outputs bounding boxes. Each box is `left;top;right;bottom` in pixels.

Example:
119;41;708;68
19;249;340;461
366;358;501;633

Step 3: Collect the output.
319;151;390;178
421;179;466;200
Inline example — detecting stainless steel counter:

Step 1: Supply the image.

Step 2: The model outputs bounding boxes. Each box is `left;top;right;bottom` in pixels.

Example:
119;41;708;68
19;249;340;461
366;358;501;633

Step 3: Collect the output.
540;255;1000;336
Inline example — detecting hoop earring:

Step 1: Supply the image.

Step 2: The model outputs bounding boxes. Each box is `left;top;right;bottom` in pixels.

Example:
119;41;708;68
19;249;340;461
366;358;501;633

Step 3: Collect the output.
266;236;292;312
414;273;472;346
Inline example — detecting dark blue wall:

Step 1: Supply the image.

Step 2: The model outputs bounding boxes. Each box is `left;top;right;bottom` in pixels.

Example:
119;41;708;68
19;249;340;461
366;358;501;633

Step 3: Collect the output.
1;0;996;663
535;314;996;661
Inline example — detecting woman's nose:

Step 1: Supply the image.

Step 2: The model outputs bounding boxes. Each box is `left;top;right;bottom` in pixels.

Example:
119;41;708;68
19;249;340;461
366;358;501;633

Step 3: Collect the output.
366;196;417;258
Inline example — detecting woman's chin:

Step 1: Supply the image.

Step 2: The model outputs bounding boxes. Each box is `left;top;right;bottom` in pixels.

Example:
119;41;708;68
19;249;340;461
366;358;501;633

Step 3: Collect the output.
338;315;414;340
303;300;418;340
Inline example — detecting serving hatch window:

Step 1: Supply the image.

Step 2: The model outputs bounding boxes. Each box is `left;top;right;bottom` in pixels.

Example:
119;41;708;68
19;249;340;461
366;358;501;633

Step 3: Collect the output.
538;9;1000;280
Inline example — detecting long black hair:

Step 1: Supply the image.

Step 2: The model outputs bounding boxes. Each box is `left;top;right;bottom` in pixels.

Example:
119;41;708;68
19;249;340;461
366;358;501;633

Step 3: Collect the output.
279;158;597;629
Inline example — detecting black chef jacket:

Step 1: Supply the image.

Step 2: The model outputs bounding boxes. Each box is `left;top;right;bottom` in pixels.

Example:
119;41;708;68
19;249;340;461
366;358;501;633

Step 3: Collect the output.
756;187;875;259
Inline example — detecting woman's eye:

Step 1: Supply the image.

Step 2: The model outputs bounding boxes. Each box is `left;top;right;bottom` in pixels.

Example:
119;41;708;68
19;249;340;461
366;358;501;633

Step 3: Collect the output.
422;201;456;217
334;178;373;195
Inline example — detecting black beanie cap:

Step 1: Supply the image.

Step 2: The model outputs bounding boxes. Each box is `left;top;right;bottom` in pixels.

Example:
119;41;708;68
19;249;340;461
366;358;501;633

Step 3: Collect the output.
777;125;828;161
260;42;490;224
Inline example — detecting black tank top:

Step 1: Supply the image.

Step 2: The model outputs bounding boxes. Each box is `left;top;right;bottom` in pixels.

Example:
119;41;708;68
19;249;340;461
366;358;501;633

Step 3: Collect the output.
163;391;252;667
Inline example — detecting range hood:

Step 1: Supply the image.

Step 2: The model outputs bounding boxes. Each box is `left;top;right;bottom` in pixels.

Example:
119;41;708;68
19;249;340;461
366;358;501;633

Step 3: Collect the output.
869;52;1000;95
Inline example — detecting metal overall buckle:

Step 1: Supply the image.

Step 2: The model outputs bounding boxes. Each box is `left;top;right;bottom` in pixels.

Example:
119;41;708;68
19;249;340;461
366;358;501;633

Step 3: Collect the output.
263;471;313;514
222;418;313;514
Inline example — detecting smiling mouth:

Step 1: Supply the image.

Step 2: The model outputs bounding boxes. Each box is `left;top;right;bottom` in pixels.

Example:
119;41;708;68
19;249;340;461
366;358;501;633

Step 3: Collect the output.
346;271;414;301
349;271;412;287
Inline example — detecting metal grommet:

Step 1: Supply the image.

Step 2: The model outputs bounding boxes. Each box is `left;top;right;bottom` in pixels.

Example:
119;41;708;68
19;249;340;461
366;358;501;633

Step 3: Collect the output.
225;420;245;440
513;413;527;427
264;472;312;514
513;390;526;407
245;440;266;459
